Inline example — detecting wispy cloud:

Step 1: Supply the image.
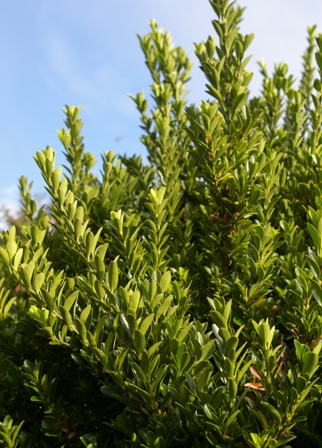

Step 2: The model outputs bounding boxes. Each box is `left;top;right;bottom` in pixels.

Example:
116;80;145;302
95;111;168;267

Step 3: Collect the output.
40;34;132;112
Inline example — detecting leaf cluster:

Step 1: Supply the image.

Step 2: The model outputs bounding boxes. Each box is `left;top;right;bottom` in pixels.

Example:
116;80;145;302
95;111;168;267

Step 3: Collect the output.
1;1;322;447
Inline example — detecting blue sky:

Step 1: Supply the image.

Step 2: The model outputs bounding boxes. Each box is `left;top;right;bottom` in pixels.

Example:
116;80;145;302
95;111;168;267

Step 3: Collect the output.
1;0;322;225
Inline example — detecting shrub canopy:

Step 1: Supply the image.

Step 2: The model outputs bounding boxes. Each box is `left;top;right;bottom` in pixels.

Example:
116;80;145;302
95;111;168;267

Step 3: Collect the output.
1;1;322;447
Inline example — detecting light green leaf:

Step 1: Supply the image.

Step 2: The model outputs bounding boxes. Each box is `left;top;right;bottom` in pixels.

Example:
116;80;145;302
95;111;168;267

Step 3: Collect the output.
159;271;171;292
108;260;119;292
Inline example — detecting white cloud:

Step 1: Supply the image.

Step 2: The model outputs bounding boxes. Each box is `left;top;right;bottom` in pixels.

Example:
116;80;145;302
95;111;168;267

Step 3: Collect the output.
0;185;20;231
34;1;322;126
238;1;322;94
33;0;322;97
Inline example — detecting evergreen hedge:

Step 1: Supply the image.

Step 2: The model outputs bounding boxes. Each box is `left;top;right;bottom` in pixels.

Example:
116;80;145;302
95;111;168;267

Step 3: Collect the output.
1;1;322;446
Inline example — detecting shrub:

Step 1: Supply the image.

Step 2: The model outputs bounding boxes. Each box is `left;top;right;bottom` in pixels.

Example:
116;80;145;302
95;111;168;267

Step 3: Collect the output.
1;0;322;446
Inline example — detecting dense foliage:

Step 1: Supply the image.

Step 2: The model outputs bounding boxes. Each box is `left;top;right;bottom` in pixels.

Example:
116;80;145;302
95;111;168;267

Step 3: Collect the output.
1;0;322;446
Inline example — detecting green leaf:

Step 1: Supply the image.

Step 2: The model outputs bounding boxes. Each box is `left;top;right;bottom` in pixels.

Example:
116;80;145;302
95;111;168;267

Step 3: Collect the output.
307;222;321;253
94;314;107;343
159;271;171;292
33;272;45;293
41;288;55;312
206;84;224;102
253;320;274;349
133;329;146;357
151;365;167;394
210;310;227;329
85;231;95;258
275;435;297;447
93;348;108;369
20;261;35;289
302;352;319;378
224;336;238;357
231;92;247;117
203;403;217;422
139;314;155;335
129;291;141;311
261;402;282;425
6;238;17;260
250;433;261;447
225;409;240;428
315;51;322;71
147;341;162;359
120;313;132;338
74;317;87;344
13;248;23;269
131;362;147;381
311;279;322;307
115;346;131;371
108;260;119;292
94;254;105;281
237;360;252;383
64;291;79;311
79;304;92;327
296;376;307;394
155;295;173;321
0;247;9;266
59;306;74;329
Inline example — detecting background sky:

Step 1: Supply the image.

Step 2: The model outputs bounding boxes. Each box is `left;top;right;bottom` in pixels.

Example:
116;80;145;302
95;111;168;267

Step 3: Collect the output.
1;0;322;226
